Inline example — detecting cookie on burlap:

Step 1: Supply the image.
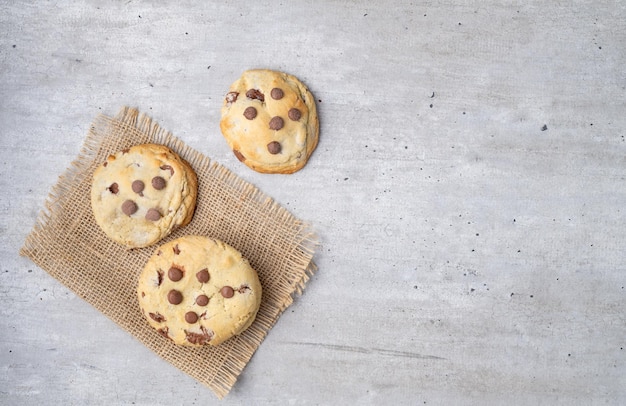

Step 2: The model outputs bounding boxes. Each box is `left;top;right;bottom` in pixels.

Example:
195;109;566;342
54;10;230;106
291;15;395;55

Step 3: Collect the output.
137;236;262;346
220;69;319;174
90;144;197;248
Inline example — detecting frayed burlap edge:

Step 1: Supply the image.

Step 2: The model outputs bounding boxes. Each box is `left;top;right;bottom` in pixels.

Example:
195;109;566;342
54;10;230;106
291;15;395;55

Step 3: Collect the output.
20;106;318;399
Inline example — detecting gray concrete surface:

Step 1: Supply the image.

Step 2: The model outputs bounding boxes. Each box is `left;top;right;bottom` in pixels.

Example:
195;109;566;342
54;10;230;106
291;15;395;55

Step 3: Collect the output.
1;1;625;405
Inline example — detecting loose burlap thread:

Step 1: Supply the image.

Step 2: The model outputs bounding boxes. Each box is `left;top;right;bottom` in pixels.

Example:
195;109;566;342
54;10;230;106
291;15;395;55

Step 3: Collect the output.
20;107;318;399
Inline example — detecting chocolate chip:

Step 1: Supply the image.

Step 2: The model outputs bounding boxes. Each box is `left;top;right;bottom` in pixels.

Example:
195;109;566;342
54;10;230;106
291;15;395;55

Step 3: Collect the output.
108;183;119;194
151;176;166;190
196;269;210;283
157;327;170;339
271;87;284;100
173;244;181;255
196;295;209;306
246;89;264;102
157;270;164;286
267;141;281;154
149;312;166;323
288;108;302;121
167;290;183;305
132;180;145;194
160;165;174;176
185;326;213;345
225;91;239;103
269;116;284;130
145;208;161;221
168;266;183;281
243;106;257;120
185;311;198;324
122;200;138;216
233;150;246;162
220;286;234;298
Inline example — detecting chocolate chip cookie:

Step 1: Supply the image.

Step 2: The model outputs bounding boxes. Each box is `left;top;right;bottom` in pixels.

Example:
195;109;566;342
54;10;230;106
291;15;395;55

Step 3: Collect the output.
90;144;198;248
220;69;319;174
137;236;262;346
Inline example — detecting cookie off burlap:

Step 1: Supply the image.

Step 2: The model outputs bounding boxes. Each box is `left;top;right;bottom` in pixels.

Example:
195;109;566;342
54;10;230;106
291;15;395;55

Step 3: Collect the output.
20;107;318;399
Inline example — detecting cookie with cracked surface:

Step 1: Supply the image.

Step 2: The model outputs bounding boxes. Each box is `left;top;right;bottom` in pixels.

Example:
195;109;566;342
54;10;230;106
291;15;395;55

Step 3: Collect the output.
220;69;319;174
90;144;197;248
137;236;262;346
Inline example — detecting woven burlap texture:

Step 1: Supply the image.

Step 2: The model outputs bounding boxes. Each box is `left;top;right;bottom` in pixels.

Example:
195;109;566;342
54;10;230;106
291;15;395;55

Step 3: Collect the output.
20;107;318;399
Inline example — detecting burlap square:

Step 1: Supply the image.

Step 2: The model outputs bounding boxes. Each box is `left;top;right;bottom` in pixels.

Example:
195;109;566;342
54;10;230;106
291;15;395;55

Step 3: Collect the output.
20;107;318;399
